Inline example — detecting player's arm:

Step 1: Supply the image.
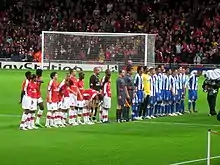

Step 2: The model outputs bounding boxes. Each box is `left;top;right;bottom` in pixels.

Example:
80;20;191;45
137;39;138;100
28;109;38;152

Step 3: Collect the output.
47;80;53;103
124;77;130;99
20;80;28;103
116;79;121;99
89;75;95;89
57;79;65;91
133;74;138;92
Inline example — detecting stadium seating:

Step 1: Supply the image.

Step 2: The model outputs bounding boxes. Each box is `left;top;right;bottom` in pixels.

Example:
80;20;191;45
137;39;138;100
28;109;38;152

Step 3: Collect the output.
0;0;219;64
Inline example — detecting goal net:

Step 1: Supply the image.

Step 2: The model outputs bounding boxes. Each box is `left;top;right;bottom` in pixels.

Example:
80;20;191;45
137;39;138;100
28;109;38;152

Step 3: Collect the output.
41;31;156;67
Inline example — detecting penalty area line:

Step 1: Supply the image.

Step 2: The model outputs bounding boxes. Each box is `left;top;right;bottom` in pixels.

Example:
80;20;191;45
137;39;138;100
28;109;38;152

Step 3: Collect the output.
169;155;220;165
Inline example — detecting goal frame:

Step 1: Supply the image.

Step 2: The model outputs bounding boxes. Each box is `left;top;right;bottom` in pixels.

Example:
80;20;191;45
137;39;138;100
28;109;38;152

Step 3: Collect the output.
41;31;157;68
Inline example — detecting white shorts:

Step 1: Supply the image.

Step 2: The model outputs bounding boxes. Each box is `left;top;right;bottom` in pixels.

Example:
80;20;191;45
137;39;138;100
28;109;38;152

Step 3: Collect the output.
47;102;58;111
103;96;111;109
58;101;62;109
30;98;38;111
22;95;31;110
61;97;70;110
76;100;85;108
69;94;77;107
37;97;43;104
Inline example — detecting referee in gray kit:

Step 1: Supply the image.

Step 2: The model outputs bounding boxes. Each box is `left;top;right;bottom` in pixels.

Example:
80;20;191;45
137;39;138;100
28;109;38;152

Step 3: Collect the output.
116;69;127;123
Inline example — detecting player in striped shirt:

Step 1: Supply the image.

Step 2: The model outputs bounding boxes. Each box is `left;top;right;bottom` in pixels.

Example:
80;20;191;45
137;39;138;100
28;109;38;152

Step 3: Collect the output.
175;69;183;115
188;71;200;113
163;69;172;116
180;67;188;114
155;67;163;116
148;68;156;118
133;66;144;120
170;69;178;116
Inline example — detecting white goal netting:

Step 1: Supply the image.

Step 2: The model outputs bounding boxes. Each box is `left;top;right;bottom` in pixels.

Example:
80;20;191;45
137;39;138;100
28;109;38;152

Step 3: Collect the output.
42;31;156;66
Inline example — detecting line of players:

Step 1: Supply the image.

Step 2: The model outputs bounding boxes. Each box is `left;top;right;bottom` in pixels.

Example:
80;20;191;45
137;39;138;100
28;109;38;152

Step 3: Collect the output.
115;65;200;122
19;68;112;130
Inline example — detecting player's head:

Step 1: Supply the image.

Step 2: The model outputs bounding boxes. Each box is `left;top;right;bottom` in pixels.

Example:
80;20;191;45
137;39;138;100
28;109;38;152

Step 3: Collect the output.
50;72;58;80
178;66;183;73
160;65;165;71
30;74;37;81
104;75;111;83
105;69;111;77
156;67;161;74
126;66;133;75
78;72;85;80
167;69;172;75
69;68;77;76
119;69;126;77
25;71;32;80
172;69;177;76
137;66;143;74
94;67;100;75
36;69;43;77
148;68;155;75
65;78;70;86
66;73;71;78
182;67;186;74
196;70;202;77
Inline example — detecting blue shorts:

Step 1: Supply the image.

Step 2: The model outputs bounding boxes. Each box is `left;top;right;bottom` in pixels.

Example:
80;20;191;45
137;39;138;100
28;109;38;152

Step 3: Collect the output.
163;90;171;101
149;96;156;105
170;94;178;102
177;89;183;101
132;103;138;111
156;92;163;102
136;90;144;103
188;90;198;101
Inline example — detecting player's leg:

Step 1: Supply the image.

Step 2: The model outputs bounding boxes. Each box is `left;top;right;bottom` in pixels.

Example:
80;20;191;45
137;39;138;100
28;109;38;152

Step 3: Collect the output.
20;95;30;130
103;96;111;123
29;99;38;129
188;90;192;113
192;90;198;112
116;96;124;122
35;97;44;127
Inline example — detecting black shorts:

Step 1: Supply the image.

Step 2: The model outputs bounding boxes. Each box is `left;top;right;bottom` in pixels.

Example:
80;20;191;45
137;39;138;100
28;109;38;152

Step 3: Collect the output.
117;97;126;106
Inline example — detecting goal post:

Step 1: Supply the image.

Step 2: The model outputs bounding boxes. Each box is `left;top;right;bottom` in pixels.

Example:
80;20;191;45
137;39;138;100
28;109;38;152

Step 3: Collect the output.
41;31;157;69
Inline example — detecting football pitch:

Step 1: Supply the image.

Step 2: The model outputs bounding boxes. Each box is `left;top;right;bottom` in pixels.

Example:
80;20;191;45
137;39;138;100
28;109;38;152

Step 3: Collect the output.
0;69;220;165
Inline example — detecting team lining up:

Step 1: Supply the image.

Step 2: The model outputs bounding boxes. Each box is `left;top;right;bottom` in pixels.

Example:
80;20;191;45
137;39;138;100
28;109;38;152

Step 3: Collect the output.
19;66;199;130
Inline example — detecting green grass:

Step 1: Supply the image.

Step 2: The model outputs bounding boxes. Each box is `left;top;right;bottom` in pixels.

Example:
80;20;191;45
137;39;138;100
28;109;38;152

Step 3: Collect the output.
0;69;220;165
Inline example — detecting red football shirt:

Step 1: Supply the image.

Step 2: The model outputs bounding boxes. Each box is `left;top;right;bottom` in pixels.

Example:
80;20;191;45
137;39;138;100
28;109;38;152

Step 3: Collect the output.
47;80;59;103
21;79;29;92
70;76;78;95
103;81;111;97
76;79;84;101
27;81;38;99
83;89;98;101
60;84;70;98
36;77;42;98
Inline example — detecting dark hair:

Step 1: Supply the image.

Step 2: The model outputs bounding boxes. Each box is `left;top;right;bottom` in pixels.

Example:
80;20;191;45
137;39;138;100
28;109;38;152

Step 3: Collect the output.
137;66;143;73
25;71;31;79
50;72;57;79
30;74;36;80
69;68;76;74
105;69;111;76
119;69;124;74
78;71;84;78
126;66;133;72
36;69;43;77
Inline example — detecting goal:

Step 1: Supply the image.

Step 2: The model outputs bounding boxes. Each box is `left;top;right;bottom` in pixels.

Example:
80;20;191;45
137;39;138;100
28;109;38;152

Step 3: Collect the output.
41;31;157;67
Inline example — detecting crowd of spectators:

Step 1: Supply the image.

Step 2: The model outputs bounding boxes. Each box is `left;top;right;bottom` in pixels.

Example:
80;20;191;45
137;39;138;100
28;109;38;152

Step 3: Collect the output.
0;0;220;64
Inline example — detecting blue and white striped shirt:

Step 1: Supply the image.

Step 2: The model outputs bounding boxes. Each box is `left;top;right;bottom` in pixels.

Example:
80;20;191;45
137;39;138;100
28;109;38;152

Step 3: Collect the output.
153;74;159;93
134;74;143;90
149;76;156;96
178;73;183;90
157;73;163;92
188;74;198;90
182;74;188;89
175;75;180;90
170;75;178;95
163;74;170;91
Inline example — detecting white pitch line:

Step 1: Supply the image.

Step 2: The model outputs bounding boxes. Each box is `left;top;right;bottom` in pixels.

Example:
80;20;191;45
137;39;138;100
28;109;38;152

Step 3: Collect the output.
139;121;220;127
169;155;220;165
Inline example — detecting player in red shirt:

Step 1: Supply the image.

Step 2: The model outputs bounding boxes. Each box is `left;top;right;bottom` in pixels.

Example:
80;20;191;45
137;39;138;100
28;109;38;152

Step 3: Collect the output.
68;69;79;126
45;72;59;128
19;71;31;130
76;72;85;124
35;69;44;127
102;75;111;123
83;89;99;124
59;77;73;126
26;74;39;130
